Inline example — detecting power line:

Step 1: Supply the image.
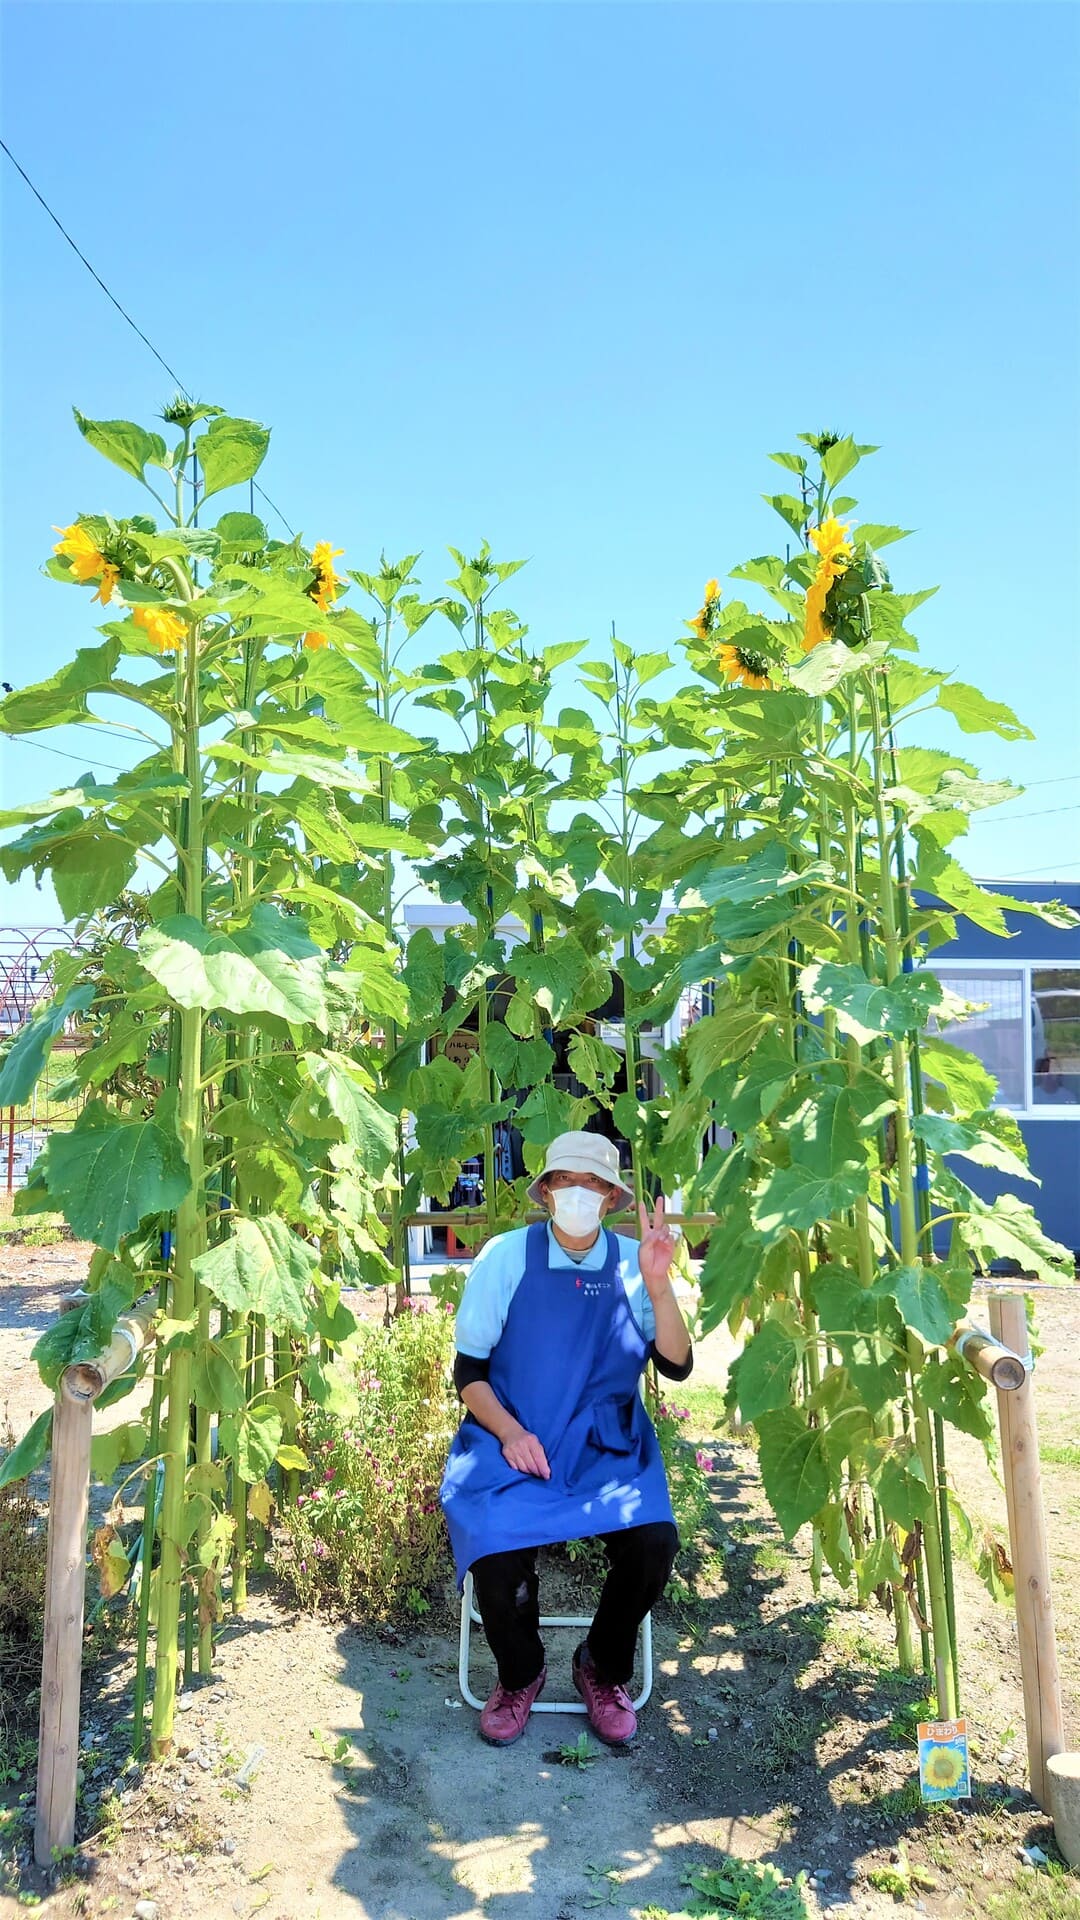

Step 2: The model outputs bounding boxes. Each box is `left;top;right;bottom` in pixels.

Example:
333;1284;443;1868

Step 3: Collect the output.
1022;773;1080;789
1;138;189;395
9;735;133;775
1002;858;1080;878
986;802;1080;825
1;138;295;540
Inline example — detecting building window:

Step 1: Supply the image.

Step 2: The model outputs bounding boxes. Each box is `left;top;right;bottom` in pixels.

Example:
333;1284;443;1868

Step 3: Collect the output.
933;968;1027;1109
1032;968;1080;1106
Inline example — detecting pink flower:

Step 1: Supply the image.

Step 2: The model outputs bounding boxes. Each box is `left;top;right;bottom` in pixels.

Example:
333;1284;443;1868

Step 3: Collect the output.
325;1468;335;1481
695;1451;714;1473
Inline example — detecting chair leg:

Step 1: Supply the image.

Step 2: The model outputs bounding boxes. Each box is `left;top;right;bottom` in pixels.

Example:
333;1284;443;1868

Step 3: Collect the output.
458;1572;485;1709
459;1572;654;1715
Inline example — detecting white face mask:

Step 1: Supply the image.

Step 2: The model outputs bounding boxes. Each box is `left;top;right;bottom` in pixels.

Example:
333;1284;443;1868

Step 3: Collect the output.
550;1187;606;1235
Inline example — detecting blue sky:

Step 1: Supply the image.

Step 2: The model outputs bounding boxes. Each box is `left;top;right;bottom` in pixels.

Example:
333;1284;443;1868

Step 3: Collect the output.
2;0;1078;931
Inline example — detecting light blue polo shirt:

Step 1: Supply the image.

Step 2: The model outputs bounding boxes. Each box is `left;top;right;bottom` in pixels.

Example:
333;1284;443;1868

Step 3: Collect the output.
454;1223;656;1360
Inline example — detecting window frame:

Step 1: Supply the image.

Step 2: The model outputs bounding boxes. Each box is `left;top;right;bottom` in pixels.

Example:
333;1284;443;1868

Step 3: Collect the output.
930;958;1080;1120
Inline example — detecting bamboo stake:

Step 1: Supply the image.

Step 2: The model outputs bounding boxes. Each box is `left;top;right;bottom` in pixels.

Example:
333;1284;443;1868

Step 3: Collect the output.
988;1291;1064;1811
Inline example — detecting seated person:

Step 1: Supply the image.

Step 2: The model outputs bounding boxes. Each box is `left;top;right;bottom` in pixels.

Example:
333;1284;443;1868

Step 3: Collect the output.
440;1131;693;1749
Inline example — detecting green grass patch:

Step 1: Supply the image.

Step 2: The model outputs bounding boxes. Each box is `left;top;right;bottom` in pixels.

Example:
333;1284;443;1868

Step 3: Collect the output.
1042;1442;1080;1470
987;1872;1080;1920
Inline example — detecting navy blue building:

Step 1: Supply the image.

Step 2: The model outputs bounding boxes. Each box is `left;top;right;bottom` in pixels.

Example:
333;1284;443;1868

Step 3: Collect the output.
927;881;1080;1258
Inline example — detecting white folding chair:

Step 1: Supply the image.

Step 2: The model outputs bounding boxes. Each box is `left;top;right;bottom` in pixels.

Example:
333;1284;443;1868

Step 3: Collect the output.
458;1567;653;1714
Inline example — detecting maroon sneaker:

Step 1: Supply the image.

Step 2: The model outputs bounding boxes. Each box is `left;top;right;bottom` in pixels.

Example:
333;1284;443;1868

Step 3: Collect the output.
573;1644;637;1745
478;1665;547;1746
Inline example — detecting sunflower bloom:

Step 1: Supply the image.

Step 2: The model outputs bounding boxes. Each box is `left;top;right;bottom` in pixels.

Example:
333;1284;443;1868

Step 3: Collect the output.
132;603;187;654
809;516;851;566
54;522;119;600
717;643;772;690
690;577;722;640
923;1743;966;1791
92;562;121;607
310;541;344;614
303;630;329;651
802;517;853;652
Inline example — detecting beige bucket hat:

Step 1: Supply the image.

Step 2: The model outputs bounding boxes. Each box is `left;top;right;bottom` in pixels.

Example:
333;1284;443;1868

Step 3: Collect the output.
526;1130;635;1210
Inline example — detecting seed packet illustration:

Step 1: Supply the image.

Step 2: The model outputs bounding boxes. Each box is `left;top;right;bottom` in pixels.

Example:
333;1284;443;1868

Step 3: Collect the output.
918;1718;971;1801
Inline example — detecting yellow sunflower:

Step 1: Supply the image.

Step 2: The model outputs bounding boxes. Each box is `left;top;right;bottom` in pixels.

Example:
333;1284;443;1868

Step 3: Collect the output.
690;577;722;640
717;642;772;690
303;630;329;651
53;523;120;604
132;603;187;654
802;517;853;652
310;541;344;614
923;1743;967;1790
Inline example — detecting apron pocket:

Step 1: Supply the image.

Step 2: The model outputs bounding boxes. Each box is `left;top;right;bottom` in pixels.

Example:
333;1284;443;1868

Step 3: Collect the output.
587;1399;637;1457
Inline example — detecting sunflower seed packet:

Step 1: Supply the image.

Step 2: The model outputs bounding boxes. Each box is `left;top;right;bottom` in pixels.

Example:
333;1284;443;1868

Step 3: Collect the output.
918;1718;971;1800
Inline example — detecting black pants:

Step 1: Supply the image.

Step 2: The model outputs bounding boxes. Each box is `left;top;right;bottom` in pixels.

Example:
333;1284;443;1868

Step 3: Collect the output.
470;1521;678;1691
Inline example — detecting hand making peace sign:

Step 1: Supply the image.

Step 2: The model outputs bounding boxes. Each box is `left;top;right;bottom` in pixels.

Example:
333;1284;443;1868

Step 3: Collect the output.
637;1193;678;1299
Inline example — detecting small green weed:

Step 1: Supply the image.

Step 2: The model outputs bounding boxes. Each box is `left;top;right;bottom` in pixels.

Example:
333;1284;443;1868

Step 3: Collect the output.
556;1731;597;1769
867;1845;937;1900
1042;1443;1080;1470
584;1861;621;1907
883;1696;936;1745
680;1858;809;1919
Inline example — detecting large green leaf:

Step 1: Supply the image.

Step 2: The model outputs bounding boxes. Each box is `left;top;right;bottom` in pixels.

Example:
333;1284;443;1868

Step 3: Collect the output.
755;1407;831;1539
937;681;1034;742
751;1159;869;1236
506;937;610;1025
0;984;94;1105
913;1112;1035;1183
0;1409;53;1489
790;638;890;696
138;905;329;1029
295;1052;397;1177
697;1203;778;1332
219;1403;284;1484
193;1215;319;1329
698;1037;798;1133
811;1267;907;1414
33;1098;191;1253
800;961;945;1046
920;1038;997;1114
682;1004;773;1081
916;1353;993;1443
73;409;168;481
0;637;121;733
731;1319;799;1422
872;1443;933;1529
956;1191;1072;1285
195;414;270;499
876;1262;970;1346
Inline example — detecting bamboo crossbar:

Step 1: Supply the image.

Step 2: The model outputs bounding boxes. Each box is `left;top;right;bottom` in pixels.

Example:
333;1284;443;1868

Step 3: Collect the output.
950;1320;1028;1391
35;1295;156;1868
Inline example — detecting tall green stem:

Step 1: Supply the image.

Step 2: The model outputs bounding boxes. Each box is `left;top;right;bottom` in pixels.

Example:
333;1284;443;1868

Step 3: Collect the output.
866;671;957;1716
151;615;207;1756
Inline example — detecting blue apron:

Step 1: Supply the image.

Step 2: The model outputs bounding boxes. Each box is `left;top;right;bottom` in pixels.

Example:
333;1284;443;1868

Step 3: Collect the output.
440;1223;675;1585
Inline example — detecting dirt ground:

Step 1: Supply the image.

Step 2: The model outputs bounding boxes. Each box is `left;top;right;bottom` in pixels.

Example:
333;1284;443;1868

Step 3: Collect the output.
2;1234;1079;1920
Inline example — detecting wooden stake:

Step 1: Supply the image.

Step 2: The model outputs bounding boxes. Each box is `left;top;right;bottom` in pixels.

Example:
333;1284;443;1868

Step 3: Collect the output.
34;1298;157;1866
988;1290;1065;1812
35;1380;94;1867
951;1320;1027;1391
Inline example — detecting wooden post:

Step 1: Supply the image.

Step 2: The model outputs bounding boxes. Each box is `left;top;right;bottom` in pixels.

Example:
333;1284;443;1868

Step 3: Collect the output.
6;1105;14;1194
35;1379;94;1867
988;1290;1065;1812
34;1298;157;1868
